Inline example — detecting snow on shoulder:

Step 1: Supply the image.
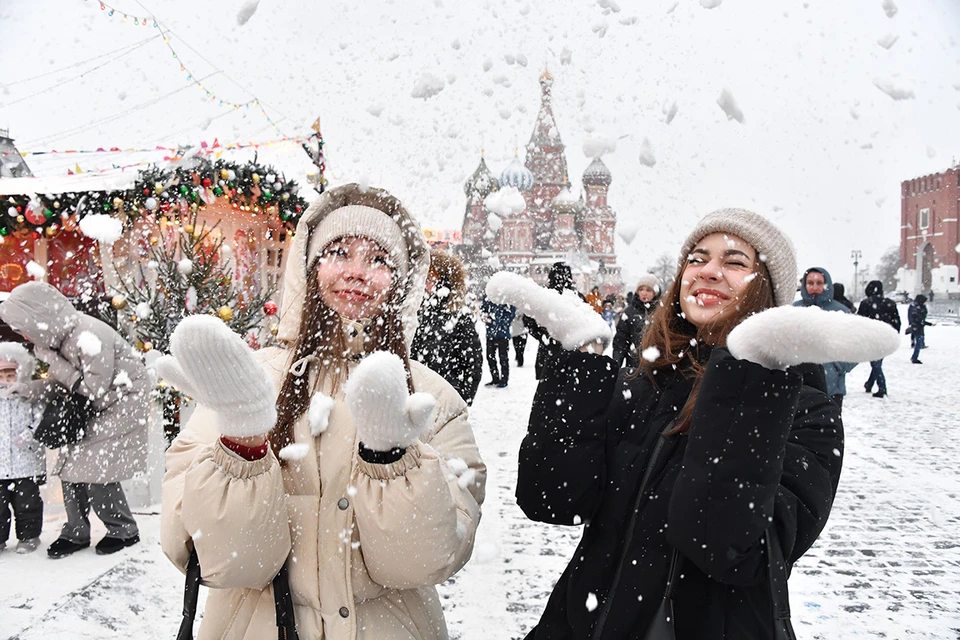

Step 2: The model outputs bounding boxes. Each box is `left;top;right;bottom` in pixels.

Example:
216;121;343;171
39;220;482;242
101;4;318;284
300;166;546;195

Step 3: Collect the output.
727;305;901;370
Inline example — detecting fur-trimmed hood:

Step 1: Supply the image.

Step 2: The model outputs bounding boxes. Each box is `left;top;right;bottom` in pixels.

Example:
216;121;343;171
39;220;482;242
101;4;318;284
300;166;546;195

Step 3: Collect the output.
0;282;80;349
276;184;430;348
0;341;35;383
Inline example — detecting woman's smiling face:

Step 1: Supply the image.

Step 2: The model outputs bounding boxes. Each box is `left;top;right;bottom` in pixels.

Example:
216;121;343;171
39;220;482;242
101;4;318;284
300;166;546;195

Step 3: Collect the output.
315;236;395;320
678;232;758;328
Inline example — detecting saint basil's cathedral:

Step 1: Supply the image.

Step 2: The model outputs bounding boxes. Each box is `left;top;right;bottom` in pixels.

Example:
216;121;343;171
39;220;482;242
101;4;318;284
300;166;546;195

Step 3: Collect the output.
459;70;623;297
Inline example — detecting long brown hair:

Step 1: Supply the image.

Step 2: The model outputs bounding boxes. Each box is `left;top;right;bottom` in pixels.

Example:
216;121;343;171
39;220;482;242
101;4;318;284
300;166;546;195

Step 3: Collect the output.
638;255;775;435
270;257;414;455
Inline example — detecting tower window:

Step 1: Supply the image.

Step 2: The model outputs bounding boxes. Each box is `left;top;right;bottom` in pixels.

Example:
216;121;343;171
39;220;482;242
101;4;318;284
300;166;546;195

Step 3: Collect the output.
919;208;930;229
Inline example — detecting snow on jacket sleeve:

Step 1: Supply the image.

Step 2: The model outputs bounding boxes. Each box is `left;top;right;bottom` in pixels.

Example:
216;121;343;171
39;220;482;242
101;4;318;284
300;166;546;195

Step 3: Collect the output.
667;349;842;586
161;403;291;590
350;370;485;589
516;350;619;525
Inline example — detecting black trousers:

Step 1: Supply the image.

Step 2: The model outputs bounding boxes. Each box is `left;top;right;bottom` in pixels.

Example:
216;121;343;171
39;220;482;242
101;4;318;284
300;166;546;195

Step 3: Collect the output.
486;337;510;384
513;334;528;366
0;477;43;542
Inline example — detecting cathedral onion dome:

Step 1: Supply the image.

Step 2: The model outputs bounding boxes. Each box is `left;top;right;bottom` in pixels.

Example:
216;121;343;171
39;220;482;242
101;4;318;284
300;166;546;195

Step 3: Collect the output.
551;185;579;213
583;157;612;187
464;157;499;197
499;156;534;191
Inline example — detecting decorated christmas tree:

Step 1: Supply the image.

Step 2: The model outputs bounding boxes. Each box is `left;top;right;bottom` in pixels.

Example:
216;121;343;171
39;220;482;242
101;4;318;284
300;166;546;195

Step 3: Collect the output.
108;215;278;441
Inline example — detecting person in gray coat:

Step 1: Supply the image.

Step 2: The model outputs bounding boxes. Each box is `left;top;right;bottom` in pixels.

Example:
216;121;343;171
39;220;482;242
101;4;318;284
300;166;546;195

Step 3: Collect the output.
0;282;149;558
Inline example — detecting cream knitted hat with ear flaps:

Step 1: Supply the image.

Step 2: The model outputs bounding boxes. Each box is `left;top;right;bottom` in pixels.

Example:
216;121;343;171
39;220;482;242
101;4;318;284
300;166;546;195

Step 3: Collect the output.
678;208;797;307
306;205;410;280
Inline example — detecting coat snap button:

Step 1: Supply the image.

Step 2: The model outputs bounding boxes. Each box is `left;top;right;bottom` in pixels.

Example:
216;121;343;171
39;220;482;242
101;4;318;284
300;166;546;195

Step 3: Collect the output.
338;497;349;510
339;606;350;618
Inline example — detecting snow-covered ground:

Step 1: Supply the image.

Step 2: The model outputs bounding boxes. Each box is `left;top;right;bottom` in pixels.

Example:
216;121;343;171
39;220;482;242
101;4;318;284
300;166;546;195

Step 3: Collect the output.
3;321;959;639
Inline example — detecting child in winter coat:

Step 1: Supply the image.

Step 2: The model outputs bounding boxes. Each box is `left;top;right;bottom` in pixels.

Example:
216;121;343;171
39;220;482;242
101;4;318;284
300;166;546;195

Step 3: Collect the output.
157;184;485;640
487;208;898;639
0;342;44;554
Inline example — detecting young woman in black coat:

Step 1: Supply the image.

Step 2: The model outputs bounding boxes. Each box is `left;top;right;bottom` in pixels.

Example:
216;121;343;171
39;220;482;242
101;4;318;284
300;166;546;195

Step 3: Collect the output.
410;250;483;404
488;208;898;639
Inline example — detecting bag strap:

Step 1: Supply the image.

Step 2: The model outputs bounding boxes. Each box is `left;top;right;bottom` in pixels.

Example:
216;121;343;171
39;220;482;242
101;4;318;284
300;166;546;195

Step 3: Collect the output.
766;532;793;630
176;548;300;640
176;549;202;640
272;560;300;640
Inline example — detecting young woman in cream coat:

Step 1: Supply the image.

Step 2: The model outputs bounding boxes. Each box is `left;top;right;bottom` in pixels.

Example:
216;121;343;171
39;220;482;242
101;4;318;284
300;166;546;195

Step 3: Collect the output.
158;184;485;640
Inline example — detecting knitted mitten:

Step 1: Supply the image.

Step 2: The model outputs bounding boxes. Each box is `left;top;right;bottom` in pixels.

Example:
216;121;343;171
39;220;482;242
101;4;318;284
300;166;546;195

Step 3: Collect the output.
155;315;276;438
344;351;435;451
486;271;612;351
727;305;901;370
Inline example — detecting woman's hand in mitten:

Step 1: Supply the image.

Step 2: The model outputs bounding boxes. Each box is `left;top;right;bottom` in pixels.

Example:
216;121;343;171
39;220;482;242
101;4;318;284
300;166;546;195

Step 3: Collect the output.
727;305;901;370
344;351;436;452
485;272;612;351
154;315;276;439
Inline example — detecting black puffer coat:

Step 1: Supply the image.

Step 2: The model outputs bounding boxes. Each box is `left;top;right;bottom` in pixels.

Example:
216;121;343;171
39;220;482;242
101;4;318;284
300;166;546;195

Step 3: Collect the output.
411;303;483;405
611;297;658;369
517;348;843;639
856;280;901;333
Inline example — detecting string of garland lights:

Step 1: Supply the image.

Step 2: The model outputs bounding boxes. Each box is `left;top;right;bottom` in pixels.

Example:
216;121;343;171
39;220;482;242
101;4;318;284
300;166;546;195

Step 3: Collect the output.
80;0;288;138
1;157;308;241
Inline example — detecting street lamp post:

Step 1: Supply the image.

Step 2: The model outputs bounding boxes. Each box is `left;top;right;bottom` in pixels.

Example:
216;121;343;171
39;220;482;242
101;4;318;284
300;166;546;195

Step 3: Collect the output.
851;249;862;299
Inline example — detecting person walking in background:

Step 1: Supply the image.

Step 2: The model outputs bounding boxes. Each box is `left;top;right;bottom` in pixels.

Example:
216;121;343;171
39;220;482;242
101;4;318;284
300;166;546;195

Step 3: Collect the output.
833;282;855;312
482;294;516;388
510;314;528;368
0;343;44;555
586;286;603;313
601;299;616;327
524;262;583;380
0;283;149;559
794;267;858;410
611;274;661;369
857;280;901;397
411;250;483;405
907;294;934;364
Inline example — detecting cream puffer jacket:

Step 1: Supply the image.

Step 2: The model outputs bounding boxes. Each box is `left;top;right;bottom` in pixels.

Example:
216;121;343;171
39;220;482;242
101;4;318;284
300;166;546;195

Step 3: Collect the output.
161;342;485;640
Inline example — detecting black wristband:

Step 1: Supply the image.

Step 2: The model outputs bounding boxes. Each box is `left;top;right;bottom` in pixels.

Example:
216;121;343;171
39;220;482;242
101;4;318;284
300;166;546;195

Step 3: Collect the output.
358;442;406;464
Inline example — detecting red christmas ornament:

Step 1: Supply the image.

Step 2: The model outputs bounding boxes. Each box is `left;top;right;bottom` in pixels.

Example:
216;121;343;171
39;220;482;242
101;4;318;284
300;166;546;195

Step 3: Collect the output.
263;301;278;316
24;203;46;225
143;188;151;195
202;178;212;188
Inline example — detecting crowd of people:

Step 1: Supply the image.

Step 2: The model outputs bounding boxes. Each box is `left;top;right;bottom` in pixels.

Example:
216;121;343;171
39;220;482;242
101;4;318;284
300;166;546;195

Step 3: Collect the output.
0;182;923;639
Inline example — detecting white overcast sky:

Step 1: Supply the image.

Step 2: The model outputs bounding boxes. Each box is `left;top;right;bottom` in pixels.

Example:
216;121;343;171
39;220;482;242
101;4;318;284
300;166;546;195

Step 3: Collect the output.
2;0;958;288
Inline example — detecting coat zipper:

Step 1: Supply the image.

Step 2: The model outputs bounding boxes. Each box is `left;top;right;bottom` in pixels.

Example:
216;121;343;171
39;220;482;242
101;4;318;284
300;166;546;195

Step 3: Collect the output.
590;422;675;640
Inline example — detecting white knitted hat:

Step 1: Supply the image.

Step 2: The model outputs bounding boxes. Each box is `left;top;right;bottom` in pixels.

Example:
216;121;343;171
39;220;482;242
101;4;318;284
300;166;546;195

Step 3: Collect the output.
306;205;409;281
635;273;661;294
678;208;797;307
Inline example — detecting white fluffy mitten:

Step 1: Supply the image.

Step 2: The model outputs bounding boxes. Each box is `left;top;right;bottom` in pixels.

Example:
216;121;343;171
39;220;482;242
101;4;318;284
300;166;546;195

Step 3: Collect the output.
154;315;277;438
344;351;436;451
485;272;612;351
727;306;901;370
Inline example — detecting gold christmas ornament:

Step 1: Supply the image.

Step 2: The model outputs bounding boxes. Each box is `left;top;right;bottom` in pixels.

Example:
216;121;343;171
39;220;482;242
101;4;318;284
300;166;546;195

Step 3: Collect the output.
134;339;145;351
184;224;195;235
270;325;279;336
220;169;230;180
113;197;124;209
251;173;261;184
111;294;128;310
154;182;164;193
45;226;58;238
217;306;234;321
149;235;159;245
